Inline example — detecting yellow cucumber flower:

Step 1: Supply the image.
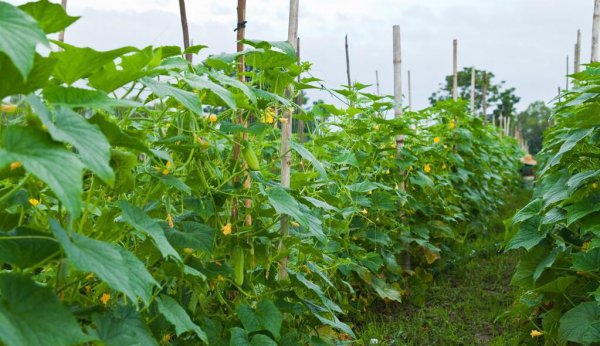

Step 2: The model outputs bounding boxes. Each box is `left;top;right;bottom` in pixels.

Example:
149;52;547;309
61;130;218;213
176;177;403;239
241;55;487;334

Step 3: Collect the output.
530;330;543;338
100;293;111;305
1;104;17;113
10;161;22;170
166;214;174;229
221;223;232;235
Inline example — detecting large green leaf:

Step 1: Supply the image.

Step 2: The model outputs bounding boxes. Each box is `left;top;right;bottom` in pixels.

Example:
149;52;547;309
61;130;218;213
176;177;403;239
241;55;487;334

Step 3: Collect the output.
542;129;594;174
166;221;215;253
511;245;548;289
209;71;257;105
229;327;278;346
533;246;563;282
291;270;343;314
18;0;79;34
567;170;600;189
119;201;181;262
184;73;237;109
44;85;142;109
0;126;84;218
267;188;325;242
572;248;600;273
302;196;340;212
28;96;114;185
511;198;542;225
289;141;328;180
88;113;148;152
51;43;137;84
565;197;600;226
0;2;48;78
505;216;545;250
0;53;56;99
156;295;207;342
50;220;158;305
142;77;203;115
0;227;59;268
91;305;157;346
535;276;577;294
236;300;282;340
0;273;92;346
88;46;160;92
371;277;402;302
559;302;600;344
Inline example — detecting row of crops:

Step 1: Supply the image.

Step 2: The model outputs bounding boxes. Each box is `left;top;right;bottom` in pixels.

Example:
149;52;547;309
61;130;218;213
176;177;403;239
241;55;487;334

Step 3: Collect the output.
0;1;523;345
506;65;600;344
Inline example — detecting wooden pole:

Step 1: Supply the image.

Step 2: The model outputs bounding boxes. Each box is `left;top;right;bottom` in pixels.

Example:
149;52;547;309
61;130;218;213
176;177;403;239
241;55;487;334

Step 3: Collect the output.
345;34;352;86
280;0;299;243
408;70;412;110
375;70;380;96
482;72;488;122
470;67;475;114
296;37;305;143
593;0;600;62
393;25;410;272
394;26;403;117
178;0;192;62
236;0;251;226
558;86;562;102
566;55;570;91
452;39;458;101
575;29;582;73
58;0;67;43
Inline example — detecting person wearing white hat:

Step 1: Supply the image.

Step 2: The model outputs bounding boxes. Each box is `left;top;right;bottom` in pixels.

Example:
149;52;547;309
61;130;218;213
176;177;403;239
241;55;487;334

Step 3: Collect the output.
520;154;537;187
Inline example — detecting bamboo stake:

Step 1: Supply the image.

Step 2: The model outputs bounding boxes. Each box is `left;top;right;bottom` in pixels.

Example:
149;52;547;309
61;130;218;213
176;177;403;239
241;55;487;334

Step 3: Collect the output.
482;72;488;122
394;26;403;117
280;0;299;252
393;25;410;272
408;70;412;110
558;86;562;103
593;0;600;62
231;0;247;163
58;0;67;43
297;37;305;143
235;0;251;226
566;55;570;91
376;70;380;96
452;39;458;101
178;0;192;62
575;29;582;73
470;67;475;114
345;34;352;86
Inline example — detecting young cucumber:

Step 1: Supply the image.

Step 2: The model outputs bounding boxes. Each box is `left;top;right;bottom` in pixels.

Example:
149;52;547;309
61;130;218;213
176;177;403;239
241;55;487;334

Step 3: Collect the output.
242;141;260;171
232;246;245;286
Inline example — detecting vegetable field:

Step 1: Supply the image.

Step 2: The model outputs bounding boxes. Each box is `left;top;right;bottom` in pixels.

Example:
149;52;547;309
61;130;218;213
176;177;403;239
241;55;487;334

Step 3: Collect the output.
0;0;597;345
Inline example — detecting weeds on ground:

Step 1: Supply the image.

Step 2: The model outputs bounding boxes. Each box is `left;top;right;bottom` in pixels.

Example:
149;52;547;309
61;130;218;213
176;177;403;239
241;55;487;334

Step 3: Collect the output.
357;189;534;345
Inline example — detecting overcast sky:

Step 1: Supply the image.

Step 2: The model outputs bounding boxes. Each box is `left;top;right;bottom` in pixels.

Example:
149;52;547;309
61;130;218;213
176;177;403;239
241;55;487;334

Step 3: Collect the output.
9;0;594;111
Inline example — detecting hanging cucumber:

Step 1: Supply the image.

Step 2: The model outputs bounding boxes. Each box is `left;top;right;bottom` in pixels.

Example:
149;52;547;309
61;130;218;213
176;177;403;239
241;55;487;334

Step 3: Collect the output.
242;140;260;171
232;246;245;286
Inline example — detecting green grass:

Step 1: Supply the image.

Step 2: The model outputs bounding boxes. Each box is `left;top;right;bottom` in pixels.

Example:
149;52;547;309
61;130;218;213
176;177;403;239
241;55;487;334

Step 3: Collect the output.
356;191;534;345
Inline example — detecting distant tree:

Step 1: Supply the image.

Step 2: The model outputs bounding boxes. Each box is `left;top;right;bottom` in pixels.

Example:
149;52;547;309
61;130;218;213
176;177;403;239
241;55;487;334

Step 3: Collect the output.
429;67;520;122
516;101;552;155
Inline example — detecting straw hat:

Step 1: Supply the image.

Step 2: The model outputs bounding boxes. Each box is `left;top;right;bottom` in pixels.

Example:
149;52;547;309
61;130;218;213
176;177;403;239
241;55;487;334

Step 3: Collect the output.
520;154;537;165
